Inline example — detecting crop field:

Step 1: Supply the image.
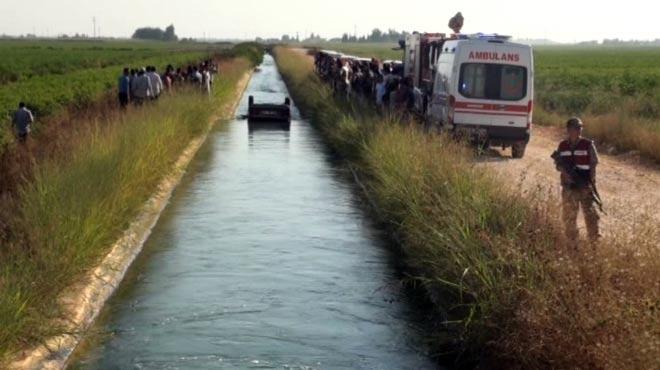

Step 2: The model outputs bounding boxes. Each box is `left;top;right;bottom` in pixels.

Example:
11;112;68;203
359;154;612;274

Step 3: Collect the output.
533;47;659;118
0;40;212;83
307;42;660;160
0;39;230;149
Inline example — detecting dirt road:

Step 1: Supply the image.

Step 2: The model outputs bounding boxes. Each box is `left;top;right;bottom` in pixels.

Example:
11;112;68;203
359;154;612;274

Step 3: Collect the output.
481;125;660;238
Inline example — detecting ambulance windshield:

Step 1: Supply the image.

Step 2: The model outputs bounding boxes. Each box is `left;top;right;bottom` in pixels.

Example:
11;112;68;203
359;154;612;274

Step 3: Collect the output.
459;63;527;101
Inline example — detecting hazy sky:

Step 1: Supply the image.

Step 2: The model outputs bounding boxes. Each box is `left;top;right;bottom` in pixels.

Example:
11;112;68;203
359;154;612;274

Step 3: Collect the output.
0;0;658;42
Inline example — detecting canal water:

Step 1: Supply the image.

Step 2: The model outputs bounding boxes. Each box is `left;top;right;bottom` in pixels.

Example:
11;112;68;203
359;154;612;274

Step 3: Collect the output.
71;55;436;369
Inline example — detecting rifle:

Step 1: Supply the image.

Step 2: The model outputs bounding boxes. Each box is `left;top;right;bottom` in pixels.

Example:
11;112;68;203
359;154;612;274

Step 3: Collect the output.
551;150;606;214
589;179;605;214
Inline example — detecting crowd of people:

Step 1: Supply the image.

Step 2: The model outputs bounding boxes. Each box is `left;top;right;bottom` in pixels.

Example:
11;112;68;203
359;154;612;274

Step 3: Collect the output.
10;59;220;144
314;51;414;112
117;59;219;108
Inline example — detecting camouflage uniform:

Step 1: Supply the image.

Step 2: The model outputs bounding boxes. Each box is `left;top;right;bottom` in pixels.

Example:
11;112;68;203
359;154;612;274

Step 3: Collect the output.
556;136;601;242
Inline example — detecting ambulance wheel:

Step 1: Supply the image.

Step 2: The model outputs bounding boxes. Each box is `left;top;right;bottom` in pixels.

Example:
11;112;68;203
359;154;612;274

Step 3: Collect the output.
512;143;527;159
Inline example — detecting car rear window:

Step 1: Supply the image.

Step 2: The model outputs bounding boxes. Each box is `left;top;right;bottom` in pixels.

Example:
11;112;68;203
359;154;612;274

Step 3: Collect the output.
459;63;527;101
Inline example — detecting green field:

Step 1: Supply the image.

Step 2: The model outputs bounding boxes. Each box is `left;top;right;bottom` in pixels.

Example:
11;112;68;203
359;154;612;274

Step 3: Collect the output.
0;39;232;149
0;40;220;83
533;46;659;117
307;43;660;161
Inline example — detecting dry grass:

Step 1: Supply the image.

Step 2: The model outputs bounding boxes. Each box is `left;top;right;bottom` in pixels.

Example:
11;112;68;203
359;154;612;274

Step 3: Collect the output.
535;106;660;163
274;46;660;369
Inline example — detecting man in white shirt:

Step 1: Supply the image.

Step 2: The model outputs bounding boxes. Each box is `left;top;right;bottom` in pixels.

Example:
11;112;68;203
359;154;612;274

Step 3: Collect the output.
190;66;203;85
147;66;164;100
132;68;152;105
340;61;352;98
202;68;212;96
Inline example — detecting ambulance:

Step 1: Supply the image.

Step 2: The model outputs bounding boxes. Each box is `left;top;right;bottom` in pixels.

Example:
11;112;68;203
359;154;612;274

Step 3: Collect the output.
404;33;534;158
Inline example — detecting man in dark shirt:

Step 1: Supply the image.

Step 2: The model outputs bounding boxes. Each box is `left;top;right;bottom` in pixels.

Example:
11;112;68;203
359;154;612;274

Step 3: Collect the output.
12;102;34;143
118;67;131;108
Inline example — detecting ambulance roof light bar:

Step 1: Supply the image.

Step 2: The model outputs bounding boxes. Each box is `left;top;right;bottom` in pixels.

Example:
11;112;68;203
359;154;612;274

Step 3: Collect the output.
468;33;512;41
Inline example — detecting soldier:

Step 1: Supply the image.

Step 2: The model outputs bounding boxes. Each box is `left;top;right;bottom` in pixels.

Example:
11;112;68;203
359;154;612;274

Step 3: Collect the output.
554;117;601;243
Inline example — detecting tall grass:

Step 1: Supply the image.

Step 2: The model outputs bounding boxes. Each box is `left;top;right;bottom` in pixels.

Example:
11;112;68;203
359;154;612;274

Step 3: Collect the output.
535;105;660;163
274;47;659;369
0;55;253;363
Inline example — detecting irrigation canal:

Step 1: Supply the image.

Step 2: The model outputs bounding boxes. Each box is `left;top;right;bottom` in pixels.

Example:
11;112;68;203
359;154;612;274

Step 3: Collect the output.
71;55;437;369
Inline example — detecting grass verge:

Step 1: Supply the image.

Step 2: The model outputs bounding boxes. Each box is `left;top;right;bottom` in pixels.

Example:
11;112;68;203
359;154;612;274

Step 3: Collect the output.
274;47;659;369
0;45;259;363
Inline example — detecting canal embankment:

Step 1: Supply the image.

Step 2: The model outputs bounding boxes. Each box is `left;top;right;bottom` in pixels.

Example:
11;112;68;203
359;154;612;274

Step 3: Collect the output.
2;46;260;369
273;47;659;369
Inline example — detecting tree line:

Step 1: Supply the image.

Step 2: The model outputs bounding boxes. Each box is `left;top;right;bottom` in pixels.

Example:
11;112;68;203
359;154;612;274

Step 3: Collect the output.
340;29;410;43
269;29;410;44
132;25;178;42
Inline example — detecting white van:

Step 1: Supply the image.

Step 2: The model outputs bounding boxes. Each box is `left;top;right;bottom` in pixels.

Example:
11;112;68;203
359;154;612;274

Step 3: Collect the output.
426;36;534;158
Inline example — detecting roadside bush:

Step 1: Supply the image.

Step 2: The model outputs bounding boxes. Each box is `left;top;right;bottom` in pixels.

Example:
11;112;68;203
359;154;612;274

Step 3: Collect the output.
226;42;265;66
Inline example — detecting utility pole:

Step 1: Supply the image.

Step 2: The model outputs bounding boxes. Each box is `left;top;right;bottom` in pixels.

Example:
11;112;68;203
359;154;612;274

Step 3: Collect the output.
93;17;96;38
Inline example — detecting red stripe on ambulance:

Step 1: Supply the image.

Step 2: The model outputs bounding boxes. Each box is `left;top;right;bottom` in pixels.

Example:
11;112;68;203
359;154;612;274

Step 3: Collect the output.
454;101;528;112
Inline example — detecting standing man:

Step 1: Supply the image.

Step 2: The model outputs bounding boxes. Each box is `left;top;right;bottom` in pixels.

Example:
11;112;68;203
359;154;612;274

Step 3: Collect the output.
132;68;152;105
340;60;352;99
201;67;212;97
12;102;34;143
118;67;131;108
147;66;163;100
375;75;386;108
190;66;202;85
393;77;414;113
554;117;601;243
129;69;138;102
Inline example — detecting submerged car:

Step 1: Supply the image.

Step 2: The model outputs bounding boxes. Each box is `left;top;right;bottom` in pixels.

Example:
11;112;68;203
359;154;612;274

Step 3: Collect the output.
247;96;291;124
